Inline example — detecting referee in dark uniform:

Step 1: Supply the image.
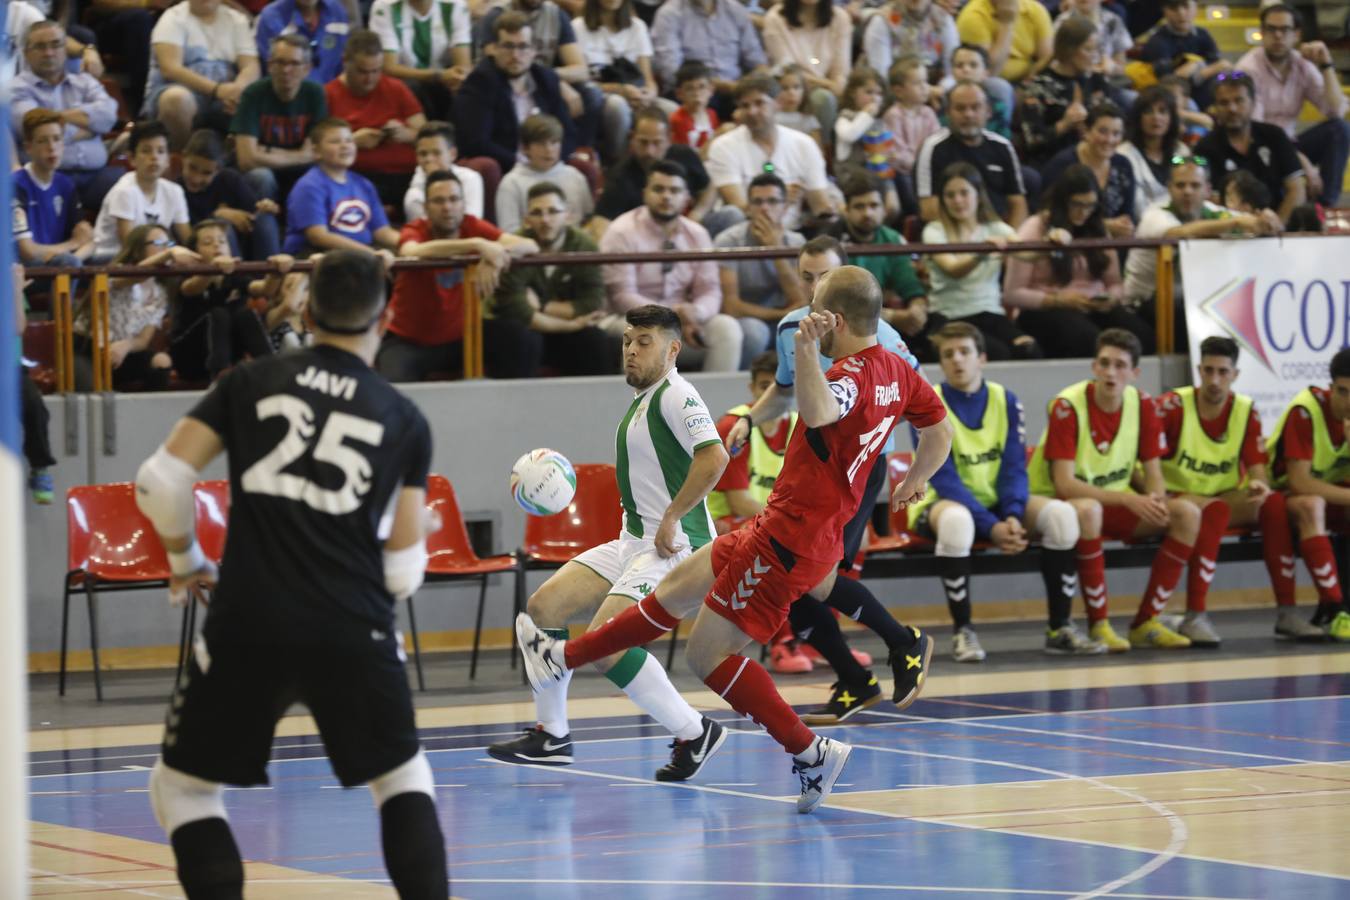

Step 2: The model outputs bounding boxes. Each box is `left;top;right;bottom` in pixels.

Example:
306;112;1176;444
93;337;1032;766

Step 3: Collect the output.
134;250;448;899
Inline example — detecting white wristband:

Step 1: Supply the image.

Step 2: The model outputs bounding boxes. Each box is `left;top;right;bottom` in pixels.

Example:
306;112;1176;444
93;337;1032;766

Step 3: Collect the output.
168;542;205;578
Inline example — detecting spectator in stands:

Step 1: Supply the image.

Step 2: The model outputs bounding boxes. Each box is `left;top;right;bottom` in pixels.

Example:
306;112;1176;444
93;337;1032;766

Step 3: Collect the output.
368;0;470;120
1003;163;1150;359
950;44;1012;138
490;181;613;376
1196;71;1306;224
760;0;852;138
404;120;486;222
1039;103;1136;237
255;0;350;85
13;109;94;269
232;33;328;206
13;19;123;210
1027;327;1196;651
923;162;1039;359
598;160;741;371
1118;85;1189;216
1139;0;1230;107
282;117;400;255
825;174;929;353
1236;3;1348;207
592;104;713;235
713;172;806;362
83;0;163;117
455;11;576;177
1221;168;1273;215
774;65;824;149
572;0;664;164
1054;0;1130;78
883;57;943;217
863;0;960;96
916;80;1030;226
1267;346;1350;642
1122;157;1278;322
705;75;835;237
650;0;766;98
1161;75;1212;145
91;121;191;263
670;60;719;151
911;321;1098;661
379;169;539;381
495;114;593;233
255;255;311;350
1286;203;1324;233
955;0;1052;87
179;129;282;262
1019;14;1120;170
73;223;197;391
144;0;259;149
479;0;602;152
1155;335;1327;645
834;67;902;222
170;218;274;382
325;29;426;206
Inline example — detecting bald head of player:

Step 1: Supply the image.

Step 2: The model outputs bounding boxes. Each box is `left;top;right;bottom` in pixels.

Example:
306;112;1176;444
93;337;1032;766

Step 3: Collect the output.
623;304;683;390
304;250;389;363
811;265;882;358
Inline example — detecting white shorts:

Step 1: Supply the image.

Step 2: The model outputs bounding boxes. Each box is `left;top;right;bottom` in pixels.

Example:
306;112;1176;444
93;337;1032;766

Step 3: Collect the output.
572;535;689;602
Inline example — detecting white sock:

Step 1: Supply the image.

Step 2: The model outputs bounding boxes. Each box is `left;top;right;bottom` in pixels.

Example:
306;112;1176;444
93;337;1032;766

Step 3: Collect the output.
794;734;823;762
621;652;704;741
534;668;574;738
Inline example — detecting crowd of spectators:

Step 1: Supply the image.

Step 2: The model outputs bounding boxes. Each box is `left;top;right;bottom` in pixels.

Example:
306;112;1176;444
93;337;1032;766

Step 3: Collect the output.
10;0;1349;389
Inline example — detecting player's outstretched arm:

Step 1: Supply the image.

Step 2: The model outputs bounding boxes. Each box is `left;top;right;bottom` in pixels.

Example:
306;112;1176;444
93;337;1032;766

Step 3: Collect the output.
384;486;431;601
794;312;842;428
728;384;793;453
892;418;954;511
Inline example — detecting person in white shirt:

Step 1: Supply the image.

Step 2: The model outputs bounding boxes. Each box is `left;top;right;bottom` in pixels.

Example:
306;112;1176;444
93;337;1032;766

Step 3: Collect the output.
495;114;593;232
91;121;191;262
368;0;471;119
403;120;486;221
572;0;674;162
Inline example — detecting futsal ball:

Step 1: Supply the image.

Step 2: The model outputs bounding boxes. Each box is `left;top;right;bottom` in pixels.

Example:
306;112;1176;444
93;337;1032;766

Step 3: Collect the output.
510;449;577;516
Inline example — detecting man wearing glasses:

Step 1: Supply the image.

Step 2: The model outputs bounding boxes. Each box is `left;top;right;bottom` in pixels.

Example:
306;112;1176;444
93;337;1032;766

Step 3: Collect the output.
232;33;329;206
1236;3;1348;206
254;0;350;85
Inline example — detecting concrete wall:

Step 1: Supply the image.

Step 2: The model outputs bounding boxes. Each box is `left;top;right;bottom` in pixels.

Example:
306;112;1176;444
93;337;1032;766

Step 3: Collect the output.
24;354;1232;661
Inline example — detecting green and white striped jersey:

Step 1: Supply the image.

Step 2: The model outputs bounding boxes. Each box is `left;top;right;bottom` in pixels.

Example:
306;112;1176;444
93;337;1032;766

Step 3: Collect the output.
615;369;721;549
368;0;470;70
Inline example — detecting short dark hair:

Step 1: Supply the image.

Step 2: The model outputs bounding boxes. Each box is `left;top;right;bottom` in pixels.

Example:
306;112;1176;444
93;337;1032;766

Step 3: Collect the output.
800;235;848;266
191;217;230;245
270;32;311;56
521;113;564;146
1222;169;1271;210
494;9;532;40
1259;3;1300;29
309;117;352;144
819;266;882;336
952;43;988;67
310;250;388;333
183;128;225;163
416;120;457;146
526;180;565;204
1199;335;1239;364
1213;70;1256;99
733;74;779;102
750;350;778;380
23;19;61;47
343;28;383;60
634;104;669;129
1097;328;1143;367
841;172;883;203
129;120;169;154
626;304;682;341
748;171;786;197
1286;203;1323;234
934;321;985;355
425;169;462;192
647;159;688;187
1085;102;1124;129
1331;348;1350;381
674;59;712;88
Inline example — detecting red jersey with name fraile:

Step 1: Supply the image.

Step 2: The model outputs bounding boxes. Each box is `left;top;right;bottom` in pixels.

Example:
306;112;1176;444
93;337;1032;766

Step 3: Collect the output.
757;343;946;562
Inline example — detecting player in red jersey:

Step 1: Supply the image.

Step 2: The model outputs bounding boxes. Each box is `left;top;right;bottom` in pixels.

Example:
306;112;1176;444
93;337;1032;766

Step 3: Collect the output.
516;266;953;813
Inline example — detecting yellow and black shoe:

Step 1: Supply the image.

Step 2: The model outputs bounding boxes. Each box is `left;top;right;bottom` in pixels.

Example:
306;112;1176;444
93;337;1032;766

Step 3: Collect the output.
800;675;882;725
890;627;935;710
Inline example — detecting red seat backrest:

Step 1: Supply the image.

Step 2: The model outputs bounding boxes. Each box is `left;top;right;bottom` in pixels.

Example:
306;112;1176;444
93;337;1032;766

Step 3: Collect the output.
425;474;484;566
522;463;622;560
66;483;170;580
194;480;230;565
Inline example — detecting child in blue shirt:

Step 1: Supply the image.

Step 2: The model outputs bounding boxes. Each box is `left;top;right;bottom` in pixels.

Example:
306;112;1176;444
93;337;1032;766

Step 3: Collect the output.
283;118;400;256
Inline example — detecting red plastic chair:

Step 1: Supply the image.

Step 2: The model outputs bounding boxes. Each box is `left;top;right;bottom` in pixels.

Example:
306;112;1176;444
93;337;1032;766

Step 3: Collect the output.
408;476;520;687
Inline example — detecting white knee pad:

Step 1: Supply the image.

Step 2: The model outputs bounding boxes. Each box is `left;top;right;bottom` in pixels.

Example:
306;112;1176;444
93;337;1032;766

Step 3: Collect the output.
369;750;435;807
1036;500;1080;551
149;760;226;834
934;505;976;557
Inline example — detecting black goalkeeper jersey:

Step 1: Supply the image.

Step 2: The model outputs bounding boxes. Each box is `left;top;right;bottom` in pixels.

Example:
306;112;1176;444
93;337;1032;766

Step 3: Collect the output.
188;343;432;644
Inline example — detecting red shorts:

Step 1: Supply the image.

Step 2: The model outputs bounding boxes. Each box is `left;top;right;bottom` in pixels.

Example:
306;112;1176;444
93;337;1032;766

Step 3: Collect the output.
705;522;835;644
1101;505;1142;540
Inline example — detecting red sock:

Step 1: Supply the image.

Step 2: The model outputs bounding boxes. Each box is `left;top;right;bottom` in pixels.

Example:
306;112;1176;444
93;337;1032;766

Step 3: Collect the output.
1299;535;1343;606
1187;501;1230;612
563;594;678;669
1259;492;1297;606
1076;537;1109;622
1134;537;1193;627
704;655;814;755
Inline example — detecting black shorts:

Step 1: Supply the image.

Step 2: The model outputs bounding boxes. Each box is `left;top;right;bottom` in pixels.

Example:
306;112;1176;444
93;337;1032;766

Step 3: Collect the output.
162;633;420;788
838;452;889;568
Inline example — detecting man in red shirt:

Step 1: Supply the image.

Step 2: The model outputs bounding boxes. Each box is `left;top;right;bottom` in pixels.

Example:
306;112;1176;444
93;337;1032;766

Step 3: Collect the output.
1031;328;1197;651
1266;347;1350;640
1155;336;1325;644
376;171;537;382
325;29;427;206
517;266;952;814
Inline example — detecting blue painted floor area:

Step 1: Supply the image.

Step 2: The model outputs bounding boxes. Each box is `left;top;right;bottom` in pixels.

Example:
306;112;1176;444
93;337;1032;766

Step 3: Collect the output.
29;675;1350;899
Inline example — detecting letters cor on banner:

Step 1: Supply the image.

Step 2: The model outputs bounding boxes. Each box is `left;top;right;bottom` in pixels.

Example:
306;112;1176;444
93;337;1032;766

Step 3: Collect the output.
1181;235;1350;433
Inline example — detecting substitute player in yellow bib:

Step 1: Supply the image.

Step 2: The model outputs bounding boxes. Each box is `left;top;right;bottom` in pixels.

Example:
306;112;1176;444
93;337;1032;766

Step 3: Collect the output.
1028;329;1197;651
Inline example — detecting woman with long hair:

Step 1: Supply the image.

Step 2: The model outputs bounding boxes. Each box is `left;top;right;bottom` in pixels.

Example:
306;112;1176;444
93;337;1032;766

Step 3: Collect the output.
760;0;852;139
1039;103;1136;237
1018;14;1116;168
1119;85;1189;215
1003;164;1153;358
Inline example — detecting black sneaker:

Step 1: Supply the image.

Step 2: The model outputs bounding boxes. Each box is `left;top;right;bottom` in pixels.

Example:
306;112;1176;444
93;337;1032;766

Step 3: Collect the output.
655;716;726;782
486;725;574;766
890;627;934;709
799;675;882;726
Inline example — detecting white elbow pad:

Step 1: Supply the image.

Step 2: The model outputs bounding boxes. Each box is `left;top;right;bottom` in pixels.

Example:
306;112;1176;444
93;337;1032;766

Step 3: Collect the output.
135;445;199;539
384;540;428;601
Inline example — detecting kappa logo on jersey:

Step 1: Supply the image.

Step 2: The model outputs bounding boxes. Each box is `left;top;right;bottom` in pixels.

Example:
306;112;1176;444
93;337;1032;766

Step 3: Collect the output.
330;198;372;234
712;556;772;610
683;396;702;409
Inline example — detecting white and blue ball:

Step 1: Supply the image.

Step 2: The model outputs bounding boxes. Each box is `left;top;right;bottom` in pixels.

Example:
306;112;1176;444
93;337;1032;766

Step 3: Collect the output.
510;449;577;516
